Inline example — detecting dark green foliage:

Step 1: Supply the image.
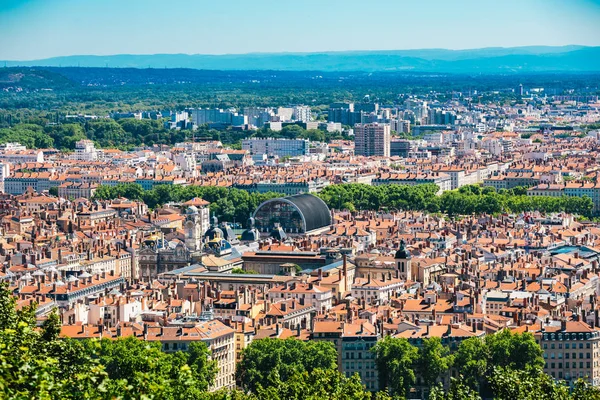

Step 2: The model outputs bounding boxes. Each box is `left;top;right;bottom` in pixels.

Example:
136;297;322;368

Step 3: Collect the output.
374;330;545;399
453;329;544;393
415;337;453;388
93;183;282;223
0;123;54;148
236;338;338;393
429;377;482;400
318;183;594;217
372;336;419;397
254;368;371;400
236;338;371;399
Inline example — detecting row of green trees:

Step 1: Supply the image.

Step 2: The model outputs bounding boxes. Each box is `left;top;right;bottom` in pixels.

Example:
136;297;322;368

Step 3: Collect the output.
92;183;282;222
91;182;594;225
0;118;188;150
0;118;351;151
372;329;545;398
318;183;594;217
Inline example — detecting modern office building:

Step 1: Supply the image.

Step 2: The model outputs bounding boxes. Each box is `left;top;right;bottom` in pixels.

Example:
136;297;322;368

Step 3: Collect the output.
354;123;391;157
390;139;417;157
191;108;247;126
328;103;363;126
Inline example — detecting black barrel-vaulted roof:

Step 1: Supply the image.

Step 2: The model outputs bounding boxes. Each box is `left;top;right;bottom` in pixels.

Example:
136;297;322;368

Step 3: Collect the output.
254;193;332;233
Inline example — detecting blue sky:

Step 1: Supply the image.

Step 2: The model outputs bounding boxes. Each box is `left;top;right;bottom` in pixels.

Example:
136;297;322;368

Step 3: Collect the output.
1;0;600;60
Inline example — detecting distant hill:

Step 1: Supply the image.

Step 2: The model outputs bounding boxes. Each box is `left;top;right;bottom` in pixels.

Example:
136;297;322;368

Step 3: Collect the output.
0;67;74;89
3;46;600;72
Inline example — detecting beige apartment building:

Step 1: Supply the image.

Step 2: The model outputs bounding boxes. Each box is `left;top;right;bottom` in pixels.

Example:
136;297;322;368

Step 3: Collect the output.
535;321;600;386
354;123;390;157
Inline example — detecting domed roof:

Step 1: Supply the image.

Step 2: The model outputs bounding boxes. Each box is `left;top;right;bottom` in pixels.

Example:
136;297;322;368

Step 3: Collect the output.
253;194;332;233
204;216;223;240
242;217;260;242
394;239;411;259
204;237;232;255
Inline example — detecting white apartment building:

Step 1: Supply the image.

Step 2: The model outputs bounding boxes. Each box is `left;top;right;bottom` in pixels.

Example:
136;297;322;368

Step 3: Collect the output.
267;282;334;313
0;163;10;193
173;152;198;178
88;296;143;326
293;105;312;122
0;150;44;163
73;140;98;161
0;143;27;152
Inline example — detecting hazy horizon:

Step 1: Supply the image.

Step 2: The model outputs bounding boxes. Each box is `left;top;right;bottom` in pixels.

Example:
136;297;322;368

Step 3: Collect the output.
1;0;600;60
1;44;594;62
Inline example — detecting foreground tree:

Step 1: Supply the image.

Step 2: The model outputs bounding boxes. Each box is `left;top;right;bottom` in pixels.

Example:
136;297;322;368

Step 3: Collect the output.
429;377;482;400
488;367;569;400
256;368;371;400
236;338;337;393
415;337;453;388
0;282;110;399
372;336;419;397
485;329;544;372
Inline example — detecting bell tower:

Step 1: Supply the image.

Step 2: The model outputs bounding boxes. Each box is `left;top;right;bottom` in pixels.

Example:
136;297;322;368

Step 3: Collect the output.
184;206;202;252
394;239;412;281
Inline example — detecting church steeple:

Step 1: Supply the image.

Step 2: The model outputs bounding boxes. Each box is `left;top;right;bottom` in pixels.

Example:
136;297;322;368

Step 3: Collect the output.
184;206;202;252
394;239;412;281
